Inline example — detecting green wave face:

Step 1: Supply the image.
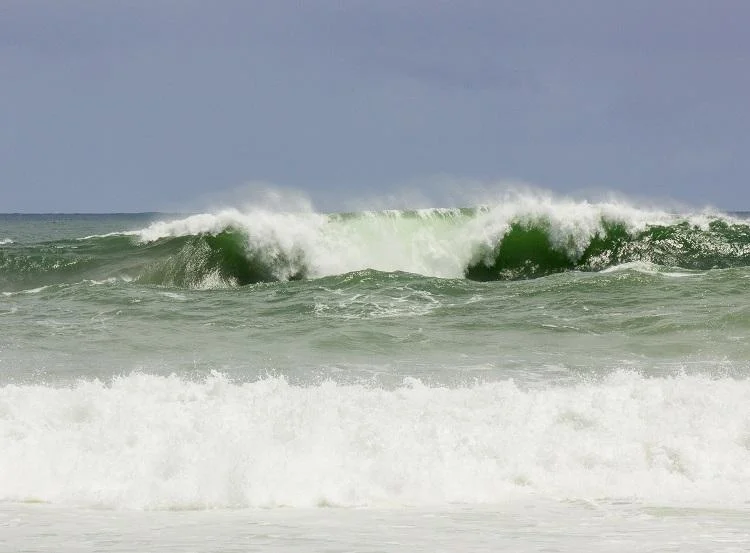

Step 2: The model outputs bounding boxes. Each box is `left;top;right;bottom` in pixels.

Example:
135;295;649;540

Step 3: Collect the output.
137;230;307;288
0;235;140;290
466;219;750;281
2;208;750;290
466;222;576;280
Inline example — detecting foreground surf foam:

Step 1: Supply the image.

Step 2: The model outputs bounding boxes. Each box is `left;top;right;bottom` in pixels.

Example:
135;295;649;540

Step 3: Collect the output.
2;371;749;509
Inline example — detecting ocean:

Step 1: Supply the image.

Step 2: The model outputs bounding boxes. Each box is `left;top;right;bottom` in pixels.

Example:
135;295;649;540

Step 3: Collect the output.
1;194;750;552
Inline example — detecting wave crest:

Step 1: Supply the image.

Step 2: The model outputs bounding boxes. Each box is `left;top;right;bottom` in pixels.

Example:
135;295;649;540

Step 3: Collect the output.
2;194;748;289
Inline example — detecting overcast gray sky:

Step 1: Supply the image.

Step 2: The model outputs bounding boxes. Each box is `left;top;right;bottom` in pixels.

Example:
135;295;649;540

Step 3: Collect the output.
2;0;748;212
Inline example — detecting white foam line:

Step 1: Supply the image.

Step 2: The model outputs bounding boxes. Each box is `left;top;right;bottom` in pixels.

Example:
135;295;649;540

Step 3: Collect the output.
1;371;749;509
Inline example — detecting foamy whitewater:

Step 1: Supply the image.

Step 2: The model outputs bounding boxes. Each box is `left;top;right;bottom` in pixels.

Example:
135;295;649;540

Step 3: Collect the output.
2;193;750;551
4;373;750;509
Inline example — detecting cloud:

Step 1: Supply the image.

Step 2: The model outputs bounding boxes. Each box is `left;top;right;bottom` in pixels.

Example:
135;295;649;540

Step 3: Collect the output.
2;1;750;211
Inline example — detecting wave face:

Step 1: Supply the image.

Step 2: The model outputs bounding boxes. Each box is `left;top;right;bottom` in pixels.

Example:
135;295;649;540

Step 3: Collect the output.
1;372;749;509
1;195;748;289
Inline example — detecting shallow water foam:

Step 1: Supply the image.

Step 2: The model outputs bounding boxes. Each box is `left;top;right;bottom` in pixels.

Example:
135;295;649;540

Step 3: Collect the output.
2;371;749;510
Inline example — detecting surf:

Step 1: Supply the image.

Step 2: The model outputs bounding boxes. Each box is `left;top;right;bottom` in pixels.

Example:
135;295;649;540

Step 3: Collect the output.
1;193;748;290
1;371;749;509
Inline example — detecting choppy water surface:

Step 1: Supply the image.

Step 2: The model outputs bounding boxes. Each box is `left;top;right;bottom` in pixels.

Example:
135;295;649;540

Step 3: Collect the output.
1;194;750;551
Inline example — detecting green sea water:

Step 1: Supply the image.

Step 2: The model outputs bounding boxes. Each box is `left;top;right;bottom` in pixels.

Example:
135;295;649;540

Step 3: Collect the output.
2;198;750;551
1;206;749;385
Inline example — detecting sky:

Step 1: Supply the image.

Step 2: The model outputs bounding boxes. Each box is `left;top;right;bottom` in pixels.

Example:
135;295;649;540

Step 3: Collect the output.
1;0;749;212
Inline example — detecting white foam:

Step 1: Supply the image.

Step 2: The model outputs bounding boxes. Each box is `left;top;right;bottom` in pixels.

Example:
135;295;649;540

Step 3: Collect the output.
0;238;14;246
19;286;49;295
601;261;702;278
84;277;126;286
313;287;440;319
160;292;188;301
1;371;749;510
79;232;136;240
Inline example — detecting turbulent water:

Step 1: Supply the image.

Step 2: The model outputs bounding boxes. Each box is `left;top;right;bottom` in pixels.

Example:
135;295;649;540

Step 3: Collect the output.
2;194;750;551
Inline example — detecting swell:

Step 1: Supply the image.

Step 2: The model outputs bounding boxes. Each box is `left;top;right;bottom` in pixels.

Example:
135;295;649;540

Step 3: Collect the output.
2;200;749;290
0;231;306;291
0;235;138;291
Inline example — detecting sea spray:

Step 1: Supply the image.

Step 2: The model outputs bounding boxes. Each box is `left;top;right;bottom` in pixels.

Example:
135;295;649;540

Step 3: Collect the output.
107;195;750;283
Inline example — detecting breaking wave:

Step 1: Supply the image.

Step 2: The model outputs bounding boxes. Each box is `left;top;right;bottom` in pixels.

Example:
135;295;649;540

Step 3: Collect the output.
1;193;748;289
1;371;749;509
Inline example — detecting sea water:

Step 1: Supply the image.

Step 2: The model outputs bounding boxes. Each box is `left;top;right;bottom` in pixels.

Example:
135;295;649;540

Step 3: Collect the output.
1;192;750;551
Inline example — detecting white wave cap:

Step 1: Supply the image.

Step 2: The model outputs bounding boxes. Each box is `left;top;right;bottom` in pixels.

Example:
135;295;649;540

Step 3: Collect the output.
1;371;749;510
130;192;733;282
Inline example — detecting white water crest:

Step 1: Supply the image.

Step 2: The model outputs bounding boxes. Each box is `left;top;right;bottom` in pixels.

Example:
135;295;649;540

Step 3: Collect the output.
600;261;703;278
132;191;732;281
2;371;750;510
